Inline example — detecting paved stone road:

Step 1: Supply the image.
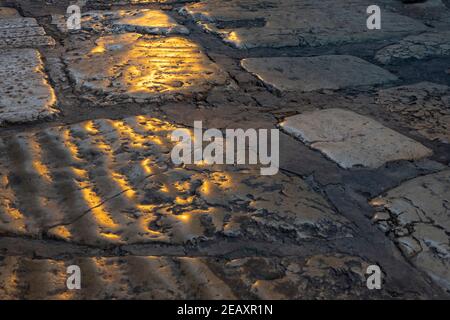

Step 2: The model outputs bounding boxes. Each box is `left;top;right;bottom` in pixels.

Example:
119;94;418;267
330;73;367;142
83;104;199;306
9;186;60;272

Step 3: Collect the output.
0;0;449;299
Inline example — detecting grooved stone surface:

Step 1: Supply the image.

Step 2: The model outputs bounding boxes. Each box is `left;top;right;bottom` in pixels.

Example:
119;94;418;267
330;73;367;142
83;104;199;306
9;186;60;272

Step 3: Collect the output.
371;170;450;291
241;56;398;92
0;49;58;125
65;33;229;104
0;115;353;246
280;108;432;168
0;254;391;299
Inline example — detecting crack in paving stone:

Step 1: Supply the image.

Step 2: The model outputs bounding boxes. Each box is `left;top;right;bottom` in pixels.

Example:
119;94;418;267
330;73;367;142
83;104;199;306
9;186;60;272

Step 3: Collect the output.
370;170;450;291
376;31;450;64
376;82;450;144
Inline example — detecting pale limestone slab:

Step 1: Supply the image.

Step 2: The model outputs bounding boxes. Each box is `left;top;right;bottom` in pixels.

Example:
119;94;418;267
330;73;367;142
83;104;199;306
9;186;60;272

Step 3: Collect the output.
375;31;450;64
0;49;58;125
0;17;55;48
371;170;450;291
280;108;432;168
241;56;398;92
181;0;428;49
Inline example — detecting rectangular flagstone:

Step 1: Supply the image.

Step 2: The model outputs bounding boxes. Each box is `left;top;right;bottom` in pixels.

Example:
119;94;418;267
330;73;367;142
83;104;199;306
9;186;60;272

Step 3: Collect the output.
280;108;432;168
241;56;398;92
0;49;58;125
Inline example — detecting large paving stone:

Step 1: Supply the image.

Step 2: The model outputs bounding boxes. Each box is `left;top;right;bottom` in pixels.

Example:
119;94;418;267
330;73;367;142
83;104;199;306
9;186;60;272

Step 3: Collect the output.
0;115;352;246
0;49;58;125
0;254;394;299
280;108;432;169
0;16;55;49
376;31;450;64
377;82;450;143
370;170;450;291
241;56;398;93
64;33;230;104
181;0;428;49
53;9;189;35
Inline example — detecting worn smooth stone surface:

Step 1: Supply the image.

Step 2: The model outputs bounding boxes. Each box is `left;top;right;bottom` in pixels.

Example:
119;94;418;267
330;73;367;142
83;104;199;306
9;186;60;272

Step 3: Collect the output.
0;49;58;125
181;0;428;49
65;33;229;104
376;31;450;64
280;108;432;168
370;170;450;291
377;82;450;143
241;56;398;92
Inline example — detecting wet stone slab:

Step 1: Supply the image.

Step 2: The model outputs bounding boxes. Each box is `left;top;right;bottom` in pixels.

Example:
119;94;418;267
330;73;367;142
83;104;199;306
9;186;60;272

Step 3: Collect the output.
64;33;230;104
375;31;450;64
53;9;189;35
0;254;397;299
0;49;58;125
370;170;450;291
280;108;432;169
377;82;450;143
0;115;353;246
181;0;427;49
0;13;55;48
241;56;398;93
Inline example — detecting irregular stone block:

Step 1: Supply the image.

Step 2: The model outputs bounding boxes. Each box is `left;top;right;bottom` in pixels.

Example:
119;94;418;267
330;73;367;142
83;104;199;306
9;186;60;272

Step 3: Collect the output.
376;31;450;64
377;82;450;143
181;0;428;49
280;108;432;168
371;170;450;291
241;56;398;92
65;33;229;104
0;49;58;125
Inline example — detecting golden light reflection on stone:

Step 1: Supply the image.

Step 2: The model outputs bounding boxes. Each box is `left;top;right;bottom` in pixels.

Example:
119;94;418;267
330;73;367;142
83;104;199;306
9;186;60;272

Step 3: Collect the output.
66;33;228;103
